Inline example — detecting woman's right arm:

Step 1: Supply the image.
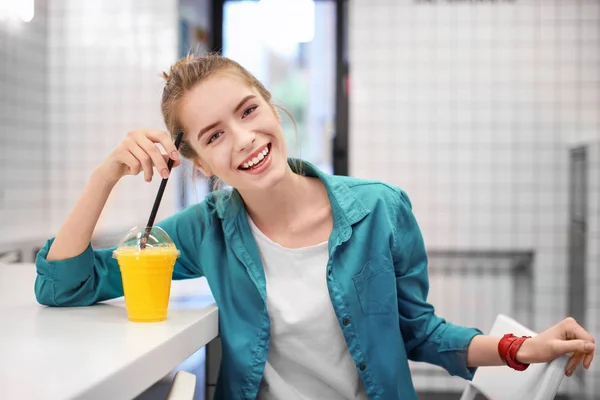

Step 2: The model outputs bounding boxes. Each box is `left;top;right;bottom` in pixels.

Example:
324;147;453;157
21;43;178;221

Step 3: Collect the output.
35;129;202;307
47;129;180;261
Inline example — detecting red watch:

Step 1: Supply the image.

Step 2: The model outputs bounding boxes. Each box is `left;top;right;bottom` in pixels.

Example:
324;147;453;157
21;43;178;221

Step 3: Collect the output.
498;333;531;371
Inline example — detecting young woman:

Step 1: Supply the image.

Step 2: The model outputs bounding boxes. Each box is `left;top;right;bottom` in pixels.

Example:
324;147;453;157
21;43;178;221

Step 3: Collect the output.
35;54;595;400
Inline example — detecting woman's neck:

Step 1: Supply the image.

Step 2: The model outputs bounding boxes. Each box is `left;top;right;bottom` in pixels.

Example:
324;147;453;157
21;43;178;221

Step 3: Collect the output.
239;166;327;233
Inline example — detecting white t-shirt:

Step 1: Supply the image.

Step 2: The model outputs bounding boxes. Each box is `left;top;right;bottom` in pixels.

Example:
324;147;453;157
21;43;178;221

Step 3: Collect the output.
248;216;368;400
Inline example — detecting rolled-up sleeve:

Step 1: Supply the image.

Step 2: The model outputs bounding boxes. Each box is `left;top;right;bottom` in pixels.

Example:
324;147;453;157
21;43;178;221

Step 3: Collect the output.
392;189;483;380
34;203;206;307
35;240;122;306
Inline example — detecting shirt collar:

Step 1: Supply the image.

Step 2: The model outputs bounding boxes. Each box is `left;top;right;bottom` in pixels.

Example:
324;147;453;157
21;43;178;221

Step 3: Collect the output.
215;158;370;229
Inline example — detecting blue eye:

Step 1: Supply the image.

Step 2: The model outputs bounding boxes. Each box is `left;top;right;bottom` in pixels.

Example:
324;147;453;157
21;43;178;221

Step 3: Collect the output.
243;105;258;118
207;131;223;144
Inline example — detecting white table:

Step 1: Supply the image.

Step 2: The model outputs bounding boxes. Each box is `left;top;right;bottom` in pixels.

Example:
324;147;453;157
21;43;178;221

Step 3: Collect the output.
0;263;219;400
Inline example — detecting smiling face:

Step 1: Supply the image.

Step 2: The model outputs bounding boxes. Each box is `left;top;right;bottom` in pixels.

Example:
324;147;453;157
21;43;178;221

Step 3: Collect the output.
177;73;290;193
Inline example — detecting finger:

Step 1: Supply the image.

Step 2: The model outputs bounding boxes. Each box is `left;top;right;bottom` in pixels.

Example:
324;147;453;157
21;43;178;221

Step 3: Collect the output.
144;130;180;161
162;154;181;169
553;339;593;356
138;135;170;179
119;150;141;176
566;352;585;376
128;143;154;182
583;348;595;369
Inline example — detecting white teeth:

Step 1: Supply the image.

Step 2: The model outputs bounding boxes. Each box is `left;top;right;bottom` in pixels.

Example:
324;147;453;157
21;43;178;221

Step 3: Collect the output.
240;146;270;170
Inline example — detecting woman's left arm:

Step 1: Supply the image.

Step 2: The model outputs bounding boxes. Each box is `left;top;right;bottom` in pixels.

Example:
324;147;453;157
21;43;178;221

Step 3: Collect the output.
392;188;595;379
467;318;596;376
392;189;483;379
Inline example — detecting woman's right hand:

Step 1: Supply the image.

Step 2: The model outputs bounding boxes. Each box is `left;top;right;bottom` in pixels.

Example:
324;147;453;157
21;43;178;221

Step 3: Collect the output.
96;129;181;185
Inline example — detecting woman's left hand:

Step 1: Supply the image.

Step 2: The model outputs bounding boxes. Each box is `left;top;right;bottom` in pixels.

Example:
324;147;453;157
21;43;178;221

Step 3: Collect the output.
515;317;596;377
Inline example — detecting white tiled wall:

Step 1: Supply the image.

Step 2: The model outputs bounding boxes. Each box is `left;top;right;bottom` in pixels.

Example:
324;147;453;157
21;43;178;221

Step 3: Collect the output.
0;0;48;245
1;0;180;252
349;0;599;397
47;0;179;238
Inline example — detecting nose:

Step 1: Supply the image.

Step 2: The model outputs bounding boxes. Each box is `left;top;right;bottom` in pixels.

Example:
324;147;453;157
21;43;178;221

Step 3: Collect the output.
232;127;256;153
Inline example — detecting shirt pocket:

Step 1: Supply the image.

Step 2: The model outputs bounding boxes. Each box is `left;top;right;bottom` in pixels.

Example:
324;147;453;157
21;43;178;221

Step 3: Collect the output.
352;253;396;315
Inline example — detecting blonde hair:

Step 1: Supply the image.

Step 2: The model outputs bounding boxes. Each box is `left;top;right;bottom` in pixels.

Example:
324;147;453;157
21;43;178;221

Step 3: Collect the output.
160;53;301;191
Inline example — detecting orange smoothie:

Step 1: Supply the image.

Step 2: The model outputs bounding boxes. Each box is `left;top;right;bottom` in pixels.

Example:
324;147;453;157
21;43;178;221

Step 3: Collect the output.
114;245;179;322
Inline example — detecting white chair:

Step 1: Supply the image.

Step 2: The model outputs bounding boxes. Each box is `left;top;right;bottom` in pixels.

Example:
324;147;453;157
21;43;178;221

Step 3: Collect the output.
166;371;197;400
460;314;571;400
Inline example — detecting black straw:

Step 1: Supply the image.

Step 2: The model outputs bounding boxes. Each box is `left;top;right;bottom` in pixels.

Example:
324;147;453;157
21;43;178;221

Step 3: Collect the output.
140;132;183;249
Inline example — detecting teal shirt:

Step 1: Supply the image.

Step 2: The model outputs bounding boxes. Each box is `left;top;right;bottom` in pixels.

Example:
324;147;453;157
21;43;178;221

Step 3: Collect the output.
35;160;482;400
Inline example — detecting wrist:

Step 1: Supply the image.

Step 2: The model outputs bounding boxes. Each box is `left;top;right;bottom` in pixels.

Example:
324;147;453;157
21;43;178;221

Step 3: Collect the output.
91;166;119;190
514;338;533;364
498;333;531;371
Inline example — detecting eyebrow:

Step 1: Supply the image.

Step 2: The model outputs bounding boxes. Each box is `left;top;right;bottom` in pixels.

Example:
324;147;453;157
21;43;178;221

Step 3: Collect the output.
196;95;257;141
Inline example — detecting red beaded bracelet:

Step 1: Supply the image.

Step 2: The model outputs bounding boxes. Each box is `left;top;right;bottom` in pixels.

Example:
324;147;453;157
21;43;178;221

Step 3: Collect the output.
498;333;531;371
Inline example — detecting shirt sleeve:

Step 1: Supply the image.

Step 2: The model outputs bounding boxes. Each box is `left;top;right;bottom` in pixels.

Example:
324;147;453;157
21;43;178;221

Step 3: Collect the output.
34;204;206;307
392;188;483;380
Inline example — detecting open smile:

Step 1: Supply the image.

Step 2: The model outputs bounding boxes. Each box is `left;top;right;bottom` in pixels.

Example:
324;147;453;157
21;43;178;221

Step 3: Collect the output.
238;143;271;171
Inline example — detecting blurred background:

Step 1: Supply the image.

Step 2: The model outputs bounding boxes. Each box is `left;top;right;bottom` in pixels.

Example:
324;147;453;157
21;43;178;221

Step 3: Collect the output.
0;0;598;399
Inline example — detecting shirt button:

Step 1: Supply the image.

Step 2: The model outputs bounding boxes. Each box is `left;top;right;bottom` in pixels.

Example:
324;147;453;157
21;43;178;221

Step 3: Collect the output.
359;363;366;371
328;268;332;275
342;317;350;326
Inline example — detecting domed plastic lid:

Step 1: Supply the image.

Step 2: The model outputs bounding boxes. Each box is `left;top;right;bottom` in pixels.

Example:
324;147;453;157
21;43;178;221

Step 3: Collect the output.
113;226;179;253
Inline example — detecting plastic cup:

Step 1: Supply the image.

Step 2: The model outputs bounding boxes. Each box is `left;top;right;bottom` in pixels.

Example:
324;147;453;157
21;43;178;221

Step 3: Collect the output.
112;226;180;322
